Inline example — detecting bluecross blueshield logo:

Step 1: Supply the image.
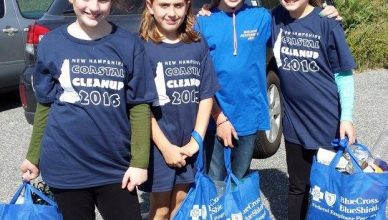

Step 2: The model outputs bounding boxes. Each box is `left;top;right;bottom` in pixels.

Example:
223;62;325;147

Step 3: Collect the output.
310;185;336;207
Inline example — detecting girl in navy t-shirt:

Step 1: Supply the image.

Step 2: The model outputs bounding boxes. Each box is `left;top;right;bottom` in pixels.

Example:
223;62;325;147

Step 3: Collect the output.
271;0;356;219
138;0;219;219
19;0;157;219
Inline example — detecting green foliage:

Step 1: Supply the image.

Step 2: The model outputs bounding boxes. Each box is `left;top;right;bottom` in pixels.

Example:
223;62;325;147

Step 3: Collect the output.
336;0;388;70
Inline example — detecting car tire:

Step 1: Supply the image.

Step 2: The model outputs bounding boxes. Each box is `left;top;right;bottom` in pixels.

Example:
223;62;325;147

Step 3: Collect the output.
253;69;283;159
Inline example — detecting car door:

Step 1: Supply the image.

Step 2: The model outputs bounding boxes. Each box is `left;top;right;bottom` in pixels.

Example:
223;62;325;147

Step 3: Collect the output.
0;0;25;90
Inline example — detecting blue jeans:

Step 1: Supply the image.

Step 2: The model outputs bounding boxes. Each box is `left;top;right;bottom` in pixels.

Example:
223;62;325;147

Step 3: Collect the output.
204;131;256;181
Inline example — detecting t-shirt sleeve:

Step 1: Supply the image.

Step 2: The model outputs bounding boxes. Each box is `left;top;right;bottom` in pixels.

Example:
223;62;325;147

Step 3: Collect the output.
199;41;219;100
126;39;158;104
194;20;201;32
263;10;273;48
327;23;356;72
33;39;56;104
269;7;280;49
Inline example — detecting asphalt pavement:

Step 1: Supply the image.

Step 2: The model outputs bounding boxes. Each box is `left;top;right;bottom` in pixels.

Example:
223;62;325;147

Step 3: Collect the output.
1;69;387;219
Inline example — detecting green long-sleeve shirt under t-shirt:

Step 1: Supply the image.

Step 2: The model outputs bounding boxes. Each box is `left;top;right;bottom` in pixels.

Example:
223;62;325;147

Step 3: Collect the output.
26;103;151;169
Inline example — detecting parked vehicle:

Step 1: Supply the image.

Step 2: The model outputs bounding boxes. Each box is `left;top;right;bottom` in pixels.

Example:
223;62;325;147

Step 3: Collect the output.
19;0;283;159
0;0;52;92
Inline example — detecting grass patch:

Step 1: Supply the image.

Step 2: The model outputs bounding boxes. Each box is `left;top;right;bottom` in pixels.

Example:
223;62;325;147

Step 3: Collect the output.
337;0;388;70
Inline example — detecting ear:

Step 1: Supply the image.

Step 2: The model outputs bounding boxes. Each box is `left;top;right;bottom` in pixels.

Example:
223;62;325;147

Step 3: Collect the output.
146;0;154;15
68;0;74;4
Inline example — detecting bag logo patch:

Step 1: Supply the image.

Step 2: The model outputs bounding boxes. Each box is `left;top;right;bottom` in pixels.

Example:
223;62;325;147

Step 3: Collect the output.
324;191;336;207
190;204;207;220
311;185;324;202
231;212;243;220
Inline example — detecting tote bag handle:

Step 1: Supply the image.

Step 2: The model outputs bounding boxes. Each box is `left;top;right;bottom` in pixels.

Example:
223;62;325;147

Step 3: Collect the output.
9;181;58;207
192;131;205;173
224;148;241;191
330;138;365;173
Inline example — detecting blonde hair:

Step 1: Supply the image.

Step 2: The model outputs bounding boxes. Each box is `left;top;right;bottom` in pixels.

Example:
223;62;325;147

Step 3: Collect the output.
139;0;200;43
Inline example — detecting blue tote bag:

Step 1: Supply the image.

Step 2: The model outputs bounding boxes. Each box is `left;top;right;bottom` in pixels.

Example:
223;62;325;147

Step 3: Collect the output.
0;181;63;220
173;131;218;220
307;139;388;220
209;148;272;220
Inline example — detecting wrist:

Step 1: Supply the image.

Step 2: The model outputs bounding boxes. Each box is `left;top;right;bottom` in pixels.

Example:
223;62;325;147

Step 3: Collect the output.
214;112;227;124
216;118;229;127
212;109;222;121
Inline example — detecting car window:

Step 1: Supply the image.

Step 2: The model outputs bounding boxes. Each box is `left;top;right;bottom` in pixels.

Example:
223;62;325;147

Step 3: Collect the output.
0;0;4;18
16;0;54;19
111;0;144;15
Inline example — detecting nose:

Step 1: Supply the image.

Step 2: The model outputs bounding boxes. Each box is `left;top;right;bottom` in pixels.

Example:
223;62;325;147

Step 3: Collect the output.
166;6;177;17
88;0;100;12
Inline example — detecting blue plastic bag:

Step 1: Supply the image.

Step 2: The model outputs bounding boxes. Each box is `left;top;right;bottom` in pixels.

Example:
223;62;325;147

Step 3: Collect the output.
0;181;63;220
209;148;271;220
173;131;218;220
307;139;388;220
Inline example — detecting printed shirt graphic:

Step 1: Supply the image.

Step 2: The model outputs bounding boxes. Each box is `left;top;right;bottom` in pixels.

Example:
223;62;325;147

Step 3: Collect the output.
33;25;157;189
196;5;271;135
143;40;219;147
271;6;356;148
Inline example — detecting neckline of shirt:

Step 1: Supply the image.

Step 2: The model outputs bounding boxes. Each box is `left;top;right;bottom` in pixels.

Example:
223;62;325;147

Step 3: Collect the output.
284;6;320;23
61;23;118;45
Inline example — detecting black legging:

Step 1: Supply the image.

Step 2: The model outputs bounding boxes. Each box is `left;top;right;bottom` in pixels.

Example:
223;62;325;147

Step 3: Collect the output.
51;183;142;220
285;141;317;220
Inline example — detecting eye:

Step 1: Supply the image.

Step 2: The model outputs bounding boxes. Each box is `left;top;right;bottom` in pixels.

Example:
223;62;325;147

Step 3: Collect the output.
159;3;170;8
174;3;185;8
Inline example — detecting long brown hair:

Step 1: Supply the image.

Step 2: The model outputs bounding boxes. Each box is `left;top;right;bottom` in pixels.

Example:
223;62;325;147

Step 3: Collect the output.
139;0;200;43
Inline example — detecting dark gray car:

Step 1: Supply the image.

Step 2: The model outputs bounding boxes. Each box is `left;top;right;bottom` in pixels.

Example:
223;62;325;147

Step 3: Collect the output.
0;0;52;92
19;0;283;159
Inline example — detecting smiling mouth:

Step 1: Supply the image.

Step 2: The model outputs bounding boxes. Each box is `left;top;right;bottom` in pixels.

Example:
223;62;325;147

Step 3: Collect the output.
84;11;101;20
166;20;178;25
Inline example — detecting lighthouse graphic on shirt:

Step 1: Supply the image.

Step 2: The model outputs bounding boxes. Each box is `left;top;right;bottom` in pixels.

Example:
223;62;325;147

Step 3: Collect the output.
58;59;81;103
153;62;171;106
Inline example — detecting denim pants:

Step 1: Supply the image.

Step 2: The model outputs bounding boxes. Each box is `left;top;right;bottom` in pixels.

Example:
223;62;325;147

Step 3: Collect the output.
204;131;256;181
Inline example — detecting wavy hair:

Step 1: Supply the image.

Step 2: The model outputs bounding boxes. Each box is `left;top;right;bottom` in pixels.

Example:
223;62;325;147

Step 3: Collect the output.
139;0;200;43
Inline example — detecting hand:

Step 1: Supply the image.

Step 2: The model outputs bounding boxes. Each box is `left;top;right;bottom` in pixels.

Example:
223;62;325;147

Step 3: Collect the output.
181;138;199;158
340;121;356;145
20;159;40;182
197;4;211;16
320;5;343;21
161;145;187;168
216;120;239;148
121;167;148;192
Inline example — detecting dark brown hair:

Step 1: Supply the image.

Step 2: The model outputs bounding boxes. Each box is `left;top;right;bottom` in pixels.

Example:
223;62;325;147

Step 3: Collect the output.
309;0;323;7
139;0;200;43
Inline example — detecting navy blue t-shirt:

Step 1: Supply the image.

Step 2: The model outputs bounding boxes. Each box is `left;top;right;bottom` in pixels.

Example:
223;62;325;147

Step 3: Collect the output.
34;25;157;189
144;39;219;149
271;7;356;149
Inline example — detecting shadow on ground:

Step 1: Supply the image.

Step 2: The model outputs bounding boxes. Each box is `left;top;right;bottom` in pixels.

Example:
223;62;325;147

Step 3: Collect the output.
255;168;288;220
0;89;21;112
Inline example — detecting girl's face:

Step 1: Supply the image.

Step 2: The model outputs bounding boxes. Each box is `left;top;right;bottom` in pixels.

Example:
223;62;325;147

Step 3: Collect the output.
280;0;311;16
146;0;189;40
69;0;111;28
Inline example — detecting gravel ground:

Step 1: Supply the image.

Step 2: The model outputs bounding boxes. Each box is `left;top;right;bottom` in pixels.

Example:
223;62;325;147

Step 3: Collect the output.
0;69;387;219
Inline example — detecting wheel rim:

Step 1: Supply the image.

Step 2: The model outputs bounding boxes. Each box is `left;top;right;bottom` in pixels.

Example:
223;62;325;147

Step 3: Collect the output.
266;84;281;143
